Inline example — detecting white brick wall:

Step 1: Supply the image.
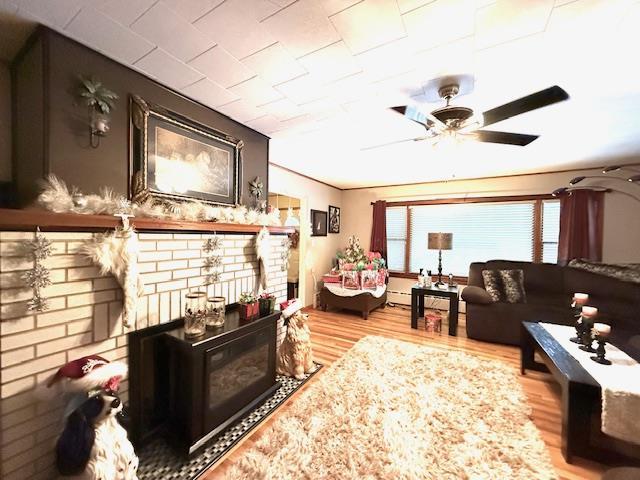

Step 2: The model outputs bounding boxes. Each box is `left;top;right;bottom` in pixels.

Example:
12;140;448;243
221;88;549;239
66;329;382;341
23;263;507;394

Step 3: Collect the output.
0;230;288;479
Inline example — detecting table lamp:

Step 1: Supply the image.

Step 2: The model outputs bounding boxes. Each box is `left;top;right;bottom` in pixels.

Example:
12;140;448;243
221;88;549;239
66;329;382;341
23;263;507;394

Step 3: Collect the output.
428;232;453;287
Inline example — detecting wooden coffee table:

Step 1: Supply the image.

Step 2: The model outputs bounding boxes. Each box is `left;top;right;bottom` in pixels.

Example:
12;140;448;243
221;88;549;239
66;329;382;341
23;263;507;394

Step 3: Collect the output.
521;321;640;465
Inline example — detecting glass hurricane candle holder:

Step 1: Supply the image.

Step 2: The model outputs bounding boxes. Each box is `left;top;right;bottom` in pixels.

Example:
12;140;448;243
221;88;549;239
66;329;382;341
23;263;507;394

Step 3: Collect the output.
206;296;226;328
184;292;207;337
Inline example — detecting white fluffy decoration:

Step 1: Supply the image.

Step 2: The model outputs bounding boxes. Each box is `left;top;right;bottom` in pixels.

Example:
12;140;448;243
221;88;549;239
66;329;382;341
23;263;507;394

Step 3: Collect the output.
82;226;144;328
37;175;281;226
256;226;270;291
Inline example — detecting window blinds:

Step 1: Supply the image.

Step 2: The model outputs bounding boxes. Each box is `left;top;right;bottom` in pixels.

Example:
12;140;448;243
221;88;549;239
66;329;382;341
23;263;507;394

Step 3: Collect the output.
542;199;561;263
385;206;407;272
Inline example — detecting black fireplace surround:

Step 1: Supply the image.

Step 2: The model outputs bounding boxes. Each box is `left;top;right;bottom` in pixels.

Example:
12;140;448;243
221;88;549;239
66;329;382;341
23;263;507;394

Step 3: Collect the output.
128;308;280;455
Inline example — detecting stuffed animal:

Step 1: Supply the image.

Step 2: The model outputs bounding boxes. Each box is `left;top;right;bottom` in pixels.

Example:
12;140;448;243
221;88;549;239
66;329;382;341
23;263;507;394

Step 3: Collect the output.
46;355;138;480
277;299;315;380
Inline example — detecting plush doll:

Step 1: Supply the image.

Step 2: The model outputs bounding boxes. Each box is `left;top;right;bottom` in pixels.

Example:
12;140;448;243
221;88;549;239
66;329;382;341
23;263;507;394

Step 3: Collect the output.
47;355;138;480
277;299;316;380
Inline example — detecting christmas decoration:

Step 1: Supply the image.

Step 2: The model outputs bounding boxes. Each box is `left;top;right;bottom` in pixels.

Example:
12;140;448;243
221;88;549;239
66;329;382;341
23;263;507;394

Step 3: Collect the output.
48;355;138;479
277;299;315;380
38;174;281;226
281;236;292;272
202;236;223;287
248;176;264;209
337;235;367;267
21;228;53;312
256;226;271;291
238;292;259;319
82;222;144;328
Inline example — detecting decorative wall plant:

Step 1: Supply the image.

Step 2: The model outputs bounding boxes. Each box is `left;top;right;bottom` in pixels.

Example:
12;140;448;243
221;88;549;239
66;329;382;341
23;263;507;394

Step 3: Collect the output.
77;76;118;148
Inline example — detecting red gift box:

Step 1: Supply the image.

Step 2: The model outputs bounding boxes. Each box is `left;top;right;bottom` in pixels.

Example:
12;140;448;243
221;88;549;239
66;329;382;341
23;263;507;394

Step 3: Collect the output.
322;273;341;284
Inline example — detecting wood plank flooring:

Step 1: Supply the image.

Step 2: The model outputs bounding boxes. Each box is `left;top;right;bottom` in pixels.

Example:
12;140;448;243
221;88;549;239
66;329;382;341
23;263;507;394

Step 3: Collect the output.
204;305;606;480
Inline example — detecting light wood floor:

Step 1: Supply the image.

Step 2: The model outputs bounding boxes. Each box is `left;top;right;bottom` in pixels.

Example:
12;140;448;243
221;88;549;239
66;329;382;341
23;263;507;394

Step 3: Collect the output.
204;306;606;480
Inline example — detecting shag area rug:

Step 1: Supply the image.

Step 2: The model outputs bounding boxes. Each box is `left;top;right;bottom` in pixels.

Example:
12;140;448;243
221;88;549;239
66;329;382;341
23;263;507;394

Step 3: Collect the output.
226;336;557;480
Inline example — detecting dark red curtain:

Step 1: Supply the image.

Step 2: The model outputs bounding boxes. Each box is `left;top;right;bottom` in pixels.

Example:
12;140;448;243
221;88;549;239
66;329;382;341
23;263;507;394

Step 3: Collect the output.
370;200;387;260
558;190;604;265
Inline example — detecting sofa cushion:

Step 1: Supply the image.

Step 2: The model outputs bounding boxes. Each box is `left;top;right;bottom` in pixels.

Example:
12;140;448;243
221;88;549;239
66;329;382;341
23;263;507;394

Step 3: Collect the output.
484;260;564;294
482;269;526;303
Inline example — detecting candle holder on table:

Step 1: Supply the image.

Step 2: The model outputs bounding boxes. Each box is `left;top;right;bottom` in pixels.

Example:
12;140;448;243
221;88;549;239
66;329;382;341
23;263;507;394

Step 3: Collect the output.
590;323;612;365
570;293;589;343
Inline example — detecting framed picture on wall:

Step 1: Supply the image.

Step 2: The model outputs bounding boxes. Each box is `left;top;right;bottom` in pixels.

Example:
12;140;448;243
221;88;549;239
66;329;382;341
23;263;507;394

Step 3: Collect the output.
328;205;340;234
311;209;328;237
129;95;242;206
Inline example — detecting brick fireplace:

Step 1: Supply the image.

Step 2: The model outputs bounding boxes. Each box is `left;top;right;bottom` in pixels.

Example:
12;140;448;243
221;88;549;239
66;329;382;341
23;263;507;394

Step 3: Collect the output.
0;222;289;479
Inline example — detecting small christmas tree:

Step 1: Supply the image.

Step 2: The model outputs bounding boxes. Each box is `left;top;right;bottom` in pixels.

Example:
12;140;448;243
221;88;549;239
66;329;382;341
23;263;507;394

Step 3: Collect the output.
343;235;367;264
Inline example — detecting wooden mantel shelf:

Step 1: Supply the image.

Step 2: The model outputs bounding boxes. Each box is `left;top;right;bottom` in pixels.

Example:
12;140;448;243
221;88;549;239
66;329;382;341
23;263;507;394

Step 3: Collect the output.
0;208;295;234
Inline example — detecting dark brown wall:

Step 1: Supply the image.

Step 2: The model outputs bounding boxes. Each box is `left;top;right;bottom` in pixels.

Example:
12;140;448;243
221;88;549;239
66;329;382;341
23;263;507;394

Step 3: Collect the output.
12;27;268;206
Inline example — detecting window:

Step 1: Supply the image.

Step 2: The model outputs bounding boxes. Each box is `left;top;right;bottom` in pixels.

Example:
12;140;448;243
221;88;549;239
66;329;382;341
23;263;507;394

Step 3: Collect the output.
385;197;561;277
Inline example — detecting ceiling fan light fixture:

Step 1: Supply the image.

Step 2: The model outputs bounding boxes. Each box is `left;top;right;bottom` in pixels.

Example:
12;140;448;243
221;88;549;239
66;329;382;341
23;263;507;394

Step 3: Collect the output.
569;176;586;185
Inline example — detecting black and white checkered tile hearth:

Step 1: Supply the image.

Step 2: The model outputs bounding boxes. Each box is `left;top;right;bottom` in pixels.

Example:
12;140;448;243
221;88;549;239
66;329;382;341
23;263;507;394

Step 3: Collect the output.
137;366;322;480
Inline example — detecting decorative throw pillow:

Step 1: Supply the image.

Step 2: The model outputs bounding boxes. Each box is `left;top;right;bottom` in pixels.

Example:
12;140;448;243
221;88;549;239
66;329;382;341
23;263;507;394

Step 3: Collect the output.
481;269;526;303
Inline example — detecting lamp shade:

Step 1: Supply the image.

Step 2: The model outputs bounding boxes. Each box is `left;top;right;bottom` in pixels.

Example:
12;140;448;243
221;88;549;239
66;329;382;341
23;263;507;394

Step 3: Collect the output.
428;232;453;250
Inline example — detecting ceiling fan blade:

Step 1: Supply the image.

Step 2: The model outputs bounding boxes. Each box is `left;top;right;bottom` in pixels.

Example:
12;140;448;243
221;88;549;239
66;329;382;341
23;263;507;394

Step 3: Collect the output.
482;86;569;127
361;135;431;151
470;130;539;146
391;106;446;131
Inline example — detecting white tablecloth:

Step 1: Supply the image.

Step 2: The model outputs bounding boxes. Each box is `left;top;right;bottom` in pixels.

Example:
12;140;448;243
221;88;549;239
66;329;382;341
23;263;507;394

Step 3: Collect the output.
541;323;640;444
324;283;387;298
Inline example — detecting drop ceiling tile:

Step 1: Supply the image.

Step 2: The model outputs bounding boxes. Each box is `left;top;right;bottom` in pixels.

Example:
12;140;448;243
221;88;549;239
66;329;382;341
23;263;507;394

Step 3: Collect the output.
322;72;374;104
259;97;305;121
355;36;418;81
274;73;328;105
229;76;283;106
396;0;434;14
320;0;361;16
241;42;307;85
298;41;362;84
217;98;263;123
188;45;256;88
411;36;475;83
131;2;214;61
330;0;406;54
194;0;276;59
261;0;341;58
475;0;554;49
65;7;154;64
95;0;156;27
245;114;283;134
403;0;476;51
18;0;84;27
134;48;203;90
182;77;240;108
162;0;225;23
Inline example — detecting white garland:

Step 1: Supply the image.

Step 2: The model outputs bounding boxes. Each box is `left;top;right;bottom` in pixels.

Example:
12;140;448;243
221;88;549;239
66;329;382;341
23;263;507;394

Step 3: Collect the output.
38;175;282;226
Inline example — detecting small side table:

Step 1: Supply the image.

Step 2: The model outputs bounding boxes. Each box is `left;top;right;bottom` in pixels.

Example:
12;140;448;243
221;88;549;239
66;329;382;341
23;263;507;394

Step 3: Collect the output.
411;285;459;336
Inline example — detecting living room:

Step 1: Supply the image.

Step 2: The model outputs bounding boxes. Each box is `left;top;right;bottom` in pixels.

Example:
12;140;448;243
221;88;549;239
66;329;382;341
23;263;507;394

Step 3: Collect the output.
0;1;639;479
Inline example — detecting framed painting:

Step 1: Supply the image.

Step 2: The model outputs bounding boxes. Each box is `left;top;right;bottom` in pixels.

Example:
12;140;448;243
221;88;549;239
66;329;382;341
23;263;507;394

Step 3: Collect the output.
130;95;242;206
311;210;328;237
328;205;340;234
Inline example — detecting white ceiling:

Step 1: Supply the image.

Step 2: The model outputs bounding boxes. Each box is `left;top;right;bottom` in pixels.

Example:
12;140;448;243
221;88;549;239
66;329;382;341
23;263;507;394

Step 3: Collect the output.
1;0;640;188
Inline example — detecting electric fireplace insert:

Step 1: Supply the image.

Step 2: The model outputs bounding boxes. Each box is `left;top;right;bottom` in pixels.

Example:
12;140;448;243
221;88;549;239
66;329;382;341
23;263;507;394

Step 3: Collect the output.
128;309;280;455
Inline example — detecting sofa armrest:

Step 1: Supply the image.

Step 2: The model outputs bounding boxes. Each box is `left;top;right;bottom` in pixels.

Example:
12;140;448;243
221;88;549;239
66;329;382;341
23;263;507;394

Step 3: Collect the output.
461;286;493;304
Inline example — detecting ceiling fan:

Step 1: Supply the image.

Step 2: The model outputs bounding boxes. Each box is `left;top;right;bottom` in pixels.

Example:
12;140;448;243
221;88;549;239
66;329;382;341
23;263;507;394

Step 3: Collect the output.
363;77;569;151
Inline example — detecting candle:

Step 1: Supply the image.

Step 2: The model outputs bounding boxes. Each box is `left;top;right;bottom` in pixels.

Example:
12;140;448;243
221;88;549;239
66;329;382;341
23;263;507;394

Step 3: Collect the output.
581;306;598;318
573;293;589;306
593;323;611;338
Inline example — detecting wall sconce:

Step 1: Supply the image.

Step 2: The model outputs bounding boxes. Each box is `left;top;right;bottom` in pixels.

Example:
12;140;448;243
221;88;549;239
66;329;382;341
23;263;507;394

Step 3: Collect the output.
77;76;118;149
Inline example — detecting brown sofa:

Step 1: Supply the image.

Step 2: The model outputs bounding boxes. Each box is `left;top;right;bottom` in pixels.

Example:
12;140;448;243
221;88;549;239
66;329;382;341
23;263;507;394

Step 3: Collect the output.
462;260;640;345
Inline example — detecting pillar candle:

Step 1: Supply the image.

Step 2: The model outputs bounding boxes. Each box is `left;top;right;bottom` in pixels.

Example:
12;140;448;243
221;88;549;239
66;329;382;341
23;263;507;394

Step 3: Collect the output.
593;323;611;338
581;306;598;318
573;293;589;306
